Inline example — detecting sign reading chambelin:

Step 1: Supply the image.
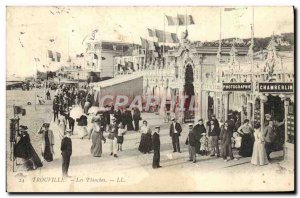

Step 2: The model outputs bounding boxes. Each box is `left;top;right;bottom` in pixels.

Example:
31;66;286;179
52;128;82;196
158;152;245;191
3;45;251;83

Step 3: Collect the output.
258;82;294;93
222;83;252;91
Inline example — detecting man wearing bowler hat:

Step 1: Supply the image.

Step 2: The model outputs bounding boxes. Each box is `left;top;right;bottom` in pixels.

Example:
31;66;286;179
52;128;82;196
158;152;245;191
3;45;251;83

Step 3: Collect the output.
152;126;161;169
169;117;182;153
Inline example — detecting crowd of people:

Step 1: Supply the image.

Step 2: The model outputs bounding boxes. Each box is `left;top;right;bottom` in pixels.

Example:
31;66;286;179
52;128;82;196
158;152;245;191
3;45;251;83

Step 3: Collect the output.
13;83;285;177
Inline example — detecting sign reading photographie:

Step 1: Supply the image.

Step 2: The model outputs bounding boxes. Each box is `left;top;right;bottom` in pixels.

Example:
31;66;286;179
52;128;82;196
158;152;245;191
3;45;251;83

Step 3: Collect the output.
222;83;252;91
258;82;294;93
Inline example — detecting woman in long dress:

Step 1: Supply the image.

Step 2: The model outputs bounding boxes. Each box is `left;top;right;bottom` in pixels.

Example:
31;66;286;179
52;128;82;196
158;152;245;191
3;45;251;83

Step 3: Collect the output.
14;126;43;170
89;116;106;157
58;115;66;140
138;120;152;154
237;119;254;157
38;123;54;162
251;122;269;166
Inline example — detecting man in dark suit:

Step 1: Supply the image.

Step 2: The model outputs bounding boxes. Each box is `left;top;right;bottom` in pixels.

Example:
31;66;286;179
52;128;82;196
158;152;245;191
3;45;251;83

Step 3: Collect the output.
206;114;220;129
53;95;59;122
263;120;275;160
192;119;206;154
170;118;182;153
208;120;220;157
61;130;72;177
226;114;236;133
103;106;110;128
152;126;161;169
186;124;197;163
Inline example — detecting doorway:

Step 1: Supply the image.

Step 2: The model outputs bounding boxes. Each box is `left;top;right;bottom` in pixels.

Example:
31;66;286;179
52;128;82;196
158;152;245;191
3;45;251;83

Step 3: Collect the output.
183;64;195;122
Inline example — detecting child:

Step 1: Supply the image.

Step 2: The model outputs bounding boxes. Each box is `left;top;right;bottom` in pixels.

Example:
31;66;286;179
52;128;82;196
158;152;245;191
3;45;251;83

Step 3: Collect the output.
117;123;126;151
200;133;209;156
233;132;242;149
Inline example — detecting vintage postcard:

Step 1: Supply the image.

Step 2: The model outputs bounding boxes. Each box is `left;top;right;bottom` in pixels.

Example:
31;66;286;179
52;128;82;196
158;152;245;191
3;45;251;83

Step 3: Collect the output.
6;6;295;192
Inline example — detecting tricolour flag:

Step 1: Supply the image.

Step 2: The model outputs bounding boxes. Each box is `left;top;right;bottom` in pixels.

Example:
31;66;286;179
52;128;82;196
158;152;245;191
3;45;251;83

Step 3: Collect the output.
177;14;185;26
166;15;178;26
153;29;179;43
155;29;164;42
165;32;174;43
177;14;195;26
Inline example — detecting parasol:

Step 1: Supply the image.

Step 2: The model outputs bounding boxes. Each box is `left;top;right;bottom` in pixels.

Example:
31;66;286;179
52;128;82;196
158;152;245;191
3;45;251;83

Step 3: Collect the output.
88;106;106;115
69;106;84;119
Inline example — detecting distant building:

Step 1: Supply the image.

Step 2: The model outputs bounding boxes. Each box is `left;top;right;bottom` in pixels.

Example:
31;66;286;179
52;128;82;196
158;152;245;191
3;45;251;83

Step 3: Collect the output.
85;40;140;79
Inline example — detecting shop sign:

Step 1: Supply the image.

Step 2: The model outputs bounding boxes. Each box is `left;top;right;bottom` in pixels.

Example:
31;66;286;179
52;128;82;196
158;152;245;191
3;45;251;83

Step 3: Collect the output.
222;83;252;91
258;82;294;93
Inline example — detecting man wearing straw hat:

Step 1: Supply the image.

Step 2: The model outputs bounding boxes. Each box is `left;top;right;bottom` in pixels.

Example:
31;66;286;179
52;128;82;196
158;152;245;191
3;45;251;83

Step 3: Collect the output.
108;117;118;157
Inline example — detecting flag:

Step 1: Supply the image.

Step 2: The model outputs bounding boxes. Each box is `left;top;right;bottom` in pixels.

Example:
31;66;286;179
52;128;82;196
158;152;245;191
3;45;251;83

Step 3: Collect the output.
147;28;154;37
153;29;179;43
48;50;53;58
140;37;159;51
155;29;164;42
165;32;174;43
171;33;179;43
14;106;26;116
166;15;177;26
187;15;195;25
177;14;185;26
140;37;149;48
177;14;195;26
56;52;61;62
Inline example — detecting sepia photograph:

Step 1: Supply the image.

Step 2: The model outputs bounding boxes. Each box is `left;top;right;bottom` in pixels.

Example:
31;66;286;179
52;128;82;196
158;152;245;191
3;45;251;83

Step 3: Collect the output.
5;6;295;192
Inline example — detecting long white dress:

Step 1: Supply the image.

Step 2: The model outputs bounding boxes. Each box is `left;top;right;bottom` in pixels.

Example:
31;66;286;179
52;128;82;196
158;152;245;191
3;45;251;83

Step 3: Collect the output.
251;129;269;166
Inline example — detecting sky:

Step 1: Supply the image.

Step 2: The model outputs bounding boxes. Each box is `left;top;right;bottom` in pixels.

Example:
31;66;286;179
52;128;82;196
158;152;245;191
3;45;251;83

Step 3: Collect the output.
6;6;294;77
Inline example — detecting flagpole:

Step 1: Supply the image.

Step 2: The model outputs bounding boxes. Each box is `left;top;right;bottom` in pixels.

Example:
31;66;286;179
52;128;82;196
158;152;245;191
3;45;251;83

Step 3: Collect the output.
176;12;179;47
251;7;254;74
145;37;147;69
152;26;155;69
34;58;37;111
217;8;222;63
220;8;222;43
185;10;187;34
163;14;165;68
